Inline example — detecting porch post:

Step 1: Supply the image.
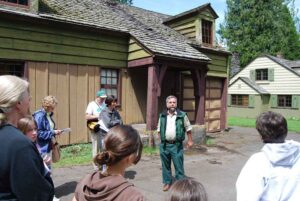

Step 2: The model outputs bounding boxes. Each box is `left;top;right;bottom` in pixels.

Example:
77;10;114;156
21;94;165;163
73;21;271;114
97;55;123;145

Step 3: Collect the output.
220;78;228;130
198;69;206;125
192;69;206;125
146;65;159;130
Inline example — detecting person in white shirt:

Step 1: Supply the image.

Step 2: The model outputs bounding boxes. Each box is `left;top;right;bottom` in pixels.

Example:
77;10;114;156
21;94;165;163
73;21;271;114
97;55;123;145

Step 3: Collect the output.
236;111;300;201
86;89;107;170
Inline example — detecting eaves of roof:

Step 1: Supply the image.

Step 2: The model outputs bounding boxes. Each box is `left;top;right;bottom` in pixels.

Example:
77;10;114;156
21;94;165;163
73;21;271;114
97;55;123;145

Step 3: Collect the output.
163;3;218;24
229;77;269;95
265;55;300;78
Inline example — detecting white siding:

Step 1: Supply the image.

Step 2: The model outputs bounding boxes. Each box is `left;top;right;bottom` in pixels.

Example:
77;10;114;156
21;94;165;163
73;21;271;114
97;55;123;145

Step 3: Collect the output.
230;57;300;95
229;79;258;94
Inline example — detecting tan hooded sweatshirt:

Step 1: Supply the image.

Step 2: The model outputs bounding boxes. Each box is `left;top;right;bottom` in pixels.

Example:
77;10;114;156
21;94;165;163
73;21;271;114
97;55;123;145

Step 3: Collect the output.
74;171;146;201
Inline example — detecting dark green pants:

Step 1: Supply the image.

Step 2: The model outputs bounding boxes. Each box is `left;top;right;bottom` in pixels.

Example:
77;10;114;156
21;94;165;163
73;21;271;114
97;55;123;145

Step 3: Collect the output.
159;142;185;184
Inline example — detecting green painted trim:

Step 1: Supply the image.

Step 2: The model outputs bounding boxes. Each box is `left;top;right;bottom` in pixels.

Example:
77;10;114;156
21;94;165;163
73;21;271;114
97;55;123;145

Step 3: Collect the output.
292;95;299;109
0;49;126;67
0;26;128;52
207;71;227;77
0;38;127;61
167;16;197;28
250;70;255;81
128;43;143;52
128;49;151;61
173;22;195;31
270;94;278;108
0;21;128;45
268;68;274;81
248;95;255;107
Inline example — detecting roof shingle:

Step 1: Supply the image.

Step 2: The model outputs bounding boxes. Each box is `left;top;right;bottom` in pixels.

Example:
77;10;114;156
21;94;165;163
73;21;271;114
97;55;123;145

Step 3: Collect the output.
39;0;210;62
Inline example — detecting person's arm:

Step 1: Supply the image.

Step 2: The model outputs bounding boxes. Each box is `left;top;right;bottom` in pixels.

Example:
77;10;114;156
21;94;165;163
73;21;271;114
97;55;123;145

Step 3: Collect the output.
34;115;55;141
11;143;54;201
109;111;123;127
100;109;111;129
236;154;266;201
157;117;161;141
183;115;193;148
86;102;98;121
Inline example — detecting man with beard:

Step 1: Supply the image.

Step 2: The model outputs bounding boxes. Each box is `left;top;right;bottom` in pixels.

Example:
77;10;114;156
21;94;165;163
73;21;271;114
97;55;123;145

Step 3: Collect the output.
157;95;193;191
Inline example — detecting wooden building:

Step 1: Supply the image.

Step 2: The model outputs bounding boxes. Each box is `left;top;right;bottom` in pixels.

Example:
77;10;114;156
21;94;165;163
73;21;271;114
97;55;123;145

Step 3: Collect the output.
0;0;230;145
228;55;300;119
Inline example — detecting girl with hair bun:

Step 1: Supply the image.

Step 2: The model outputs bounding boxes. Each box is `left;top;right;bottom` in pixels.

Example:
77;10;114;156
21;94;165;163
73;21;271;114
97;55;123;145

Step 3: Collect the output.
73;125;145;201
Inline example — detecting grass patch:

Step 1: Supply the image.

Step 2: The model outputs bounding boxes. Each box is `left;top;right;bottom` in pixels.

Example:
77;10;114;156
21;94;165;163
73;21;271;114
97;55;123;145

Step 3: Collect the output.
53;143;92;168
205;136;214;145
143;146;159;155
228;116;300;133
53;144;159;168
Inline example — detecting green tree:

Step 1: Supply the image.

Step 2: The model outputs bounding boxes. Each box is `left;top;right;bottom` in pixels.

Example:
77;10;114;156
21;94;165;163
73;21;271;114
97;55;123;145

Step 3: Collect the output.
219;0;300;67
114;0;133;5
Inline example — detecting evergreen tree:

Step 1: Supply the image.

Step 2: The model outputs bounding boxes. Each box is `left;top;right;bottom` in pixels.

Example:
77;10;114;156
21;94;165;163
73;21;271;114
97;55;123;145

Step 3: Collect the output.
219;0;300;67
114;0;133;5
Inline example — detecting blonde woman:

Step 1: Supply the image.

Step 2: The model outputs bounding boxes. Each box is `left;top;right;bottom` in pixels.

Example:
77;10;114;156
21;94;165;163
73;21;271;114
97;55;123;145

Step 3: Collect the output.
0;75;54;201
33;95;62;170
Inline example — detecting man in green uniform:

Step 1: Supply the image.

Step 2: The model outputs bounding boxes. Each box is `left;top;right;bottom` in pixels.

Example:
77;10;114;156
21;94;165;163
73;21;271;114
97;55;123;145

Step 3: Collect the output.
157;95;193;191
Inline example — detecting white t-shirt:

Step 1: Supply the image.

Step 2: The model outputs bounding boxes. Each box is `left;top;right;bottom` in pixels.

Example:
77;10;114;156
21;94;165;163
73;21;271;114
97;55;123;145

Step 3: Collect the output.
86;101;106;117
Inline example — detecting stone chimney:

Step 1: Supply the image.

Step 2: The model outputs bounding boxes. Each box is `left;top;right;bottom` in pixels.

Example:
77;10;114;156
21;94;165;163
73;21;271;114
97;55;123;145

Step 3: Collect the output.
230;52;241;77
276;52;283;59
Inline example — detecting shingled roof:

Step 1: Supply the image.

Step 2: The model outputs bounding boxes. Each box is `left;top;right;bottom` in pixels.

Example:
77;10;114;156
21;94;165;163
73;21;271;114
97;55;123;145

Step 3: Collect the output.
229;77;269;94
266;55;300;77
38;0;210;62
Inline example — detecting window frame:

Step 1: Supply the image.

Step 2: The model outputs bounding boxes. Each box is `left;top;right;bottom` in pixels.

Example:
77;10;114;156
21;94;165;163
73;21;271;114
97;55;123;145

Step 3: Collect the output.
231;94;249;107
201;19;213;46
0;0;29;7
255;69;268;81
0;61;26;78
100;68;122;106
278;95;292;108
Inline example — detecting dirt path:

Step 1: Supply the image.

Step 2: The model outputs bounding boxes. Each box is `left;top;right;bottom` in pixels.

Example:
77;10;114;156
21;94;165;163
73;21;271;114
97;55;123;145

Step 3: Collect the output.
53;126;300;201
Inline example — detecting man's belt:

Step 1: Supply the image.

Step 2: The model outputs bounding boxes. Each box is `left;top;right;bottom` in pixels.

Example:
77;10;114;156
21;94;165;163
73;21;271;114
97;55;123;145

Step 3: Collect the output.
165;140;176;144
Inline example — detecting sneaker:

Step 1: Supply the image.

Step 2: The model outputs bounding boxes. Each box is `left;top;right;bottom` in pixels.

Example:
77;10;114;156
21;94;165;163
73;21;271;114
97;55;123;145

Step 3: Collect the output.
53;196;60;201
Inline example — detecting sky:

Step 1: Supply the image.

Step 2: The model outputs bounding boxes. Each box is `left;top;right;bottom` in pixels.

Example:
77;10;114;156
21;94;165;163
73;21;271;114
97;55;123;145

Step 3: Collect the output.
133;0;300;31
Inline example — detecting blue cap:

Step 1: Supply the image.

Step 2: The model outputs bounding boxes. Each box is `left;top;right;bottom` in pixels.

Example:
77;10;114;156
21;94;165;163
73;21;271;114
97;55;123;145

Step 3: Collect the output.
96;89;107;98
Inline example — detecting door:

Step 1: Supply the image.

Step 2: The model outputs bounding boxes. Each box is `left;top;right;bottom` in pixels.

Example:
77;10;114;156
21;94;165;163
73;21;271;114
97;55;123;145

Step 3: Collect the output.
205;77;222;132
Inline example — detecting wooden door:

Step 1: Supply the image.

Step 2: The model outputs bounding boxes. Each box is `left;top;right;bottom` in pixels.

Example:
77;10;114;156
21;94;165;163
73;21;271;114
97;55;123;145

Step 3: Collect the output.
181;74;195;122
205;77;222;132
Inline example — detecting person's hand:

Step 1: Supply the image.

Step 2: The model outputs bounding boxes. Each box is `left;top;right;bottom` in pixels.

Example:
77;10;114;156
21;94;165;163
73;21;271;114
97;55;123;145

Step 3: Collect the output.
54;130;62;135
186;140;193;149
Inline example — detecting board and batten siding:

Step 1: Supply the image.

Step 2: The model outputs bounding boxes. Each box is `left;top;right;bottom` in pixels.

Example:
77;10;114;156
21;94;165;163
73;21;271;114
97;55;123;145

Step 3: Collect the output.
228;79;258;95
230;57;300;95
0;18;128;67
29;62;147;146
29;62;100;145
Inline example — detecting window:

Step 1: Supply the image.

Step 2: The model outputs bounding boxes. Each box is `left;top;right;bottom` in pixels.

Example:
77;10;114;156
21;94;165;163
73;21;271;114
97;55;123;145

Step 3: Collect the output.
256;69;268;81
0;0;28;6
202;20;213;45
0;61;24;77
278;95;292;107
100;68;119;99
231;95;248;106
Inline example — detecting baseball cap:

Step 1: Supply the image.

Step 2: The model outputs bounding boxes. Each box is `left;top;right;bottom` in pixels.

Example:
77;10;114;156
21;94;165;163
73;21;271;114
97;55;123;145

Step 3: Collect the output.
96;89;107;98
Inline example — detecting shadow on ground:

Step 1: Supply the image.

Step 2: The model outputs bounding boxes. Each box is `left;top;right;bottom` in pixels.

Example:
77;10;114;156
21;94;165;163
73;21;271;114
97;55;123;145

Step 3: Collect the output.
55;181;77;197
